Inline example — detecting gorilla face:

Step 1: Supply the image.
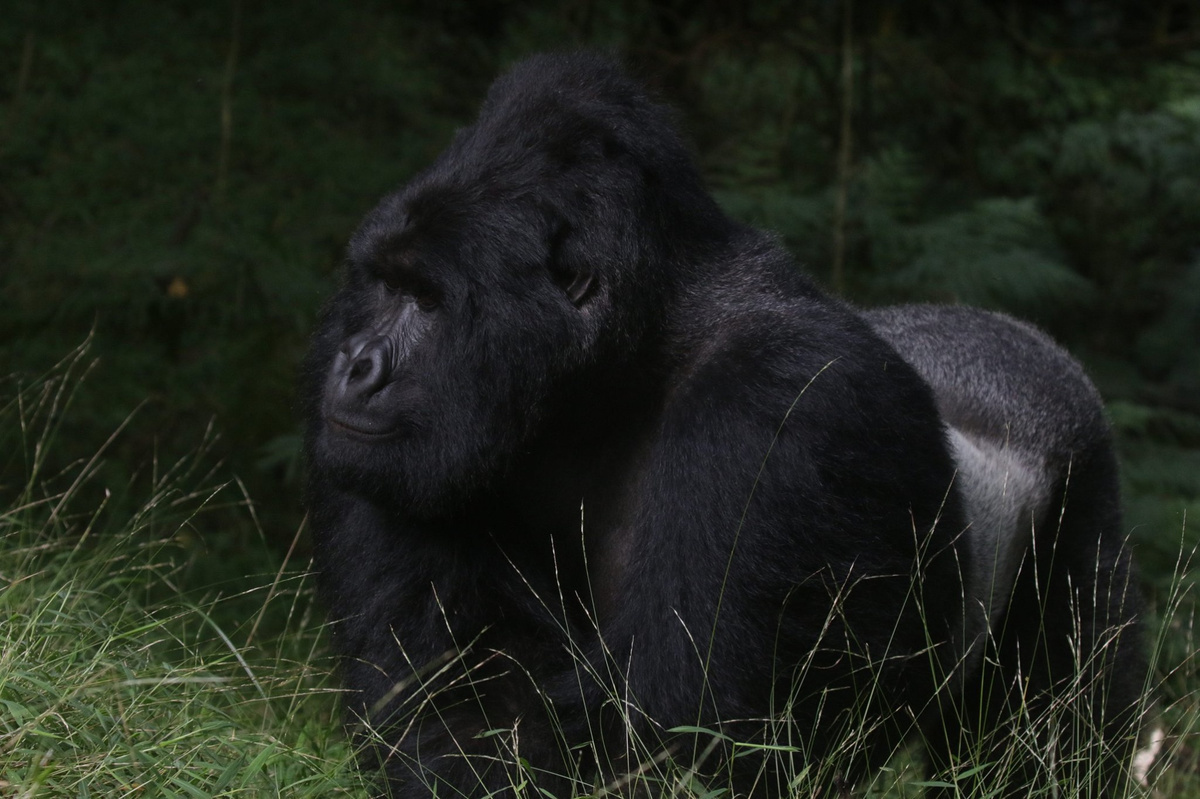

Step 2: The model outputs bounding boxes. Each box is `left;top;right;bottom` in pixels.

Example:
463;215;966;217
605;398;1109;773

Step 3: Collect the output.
310;186;601;515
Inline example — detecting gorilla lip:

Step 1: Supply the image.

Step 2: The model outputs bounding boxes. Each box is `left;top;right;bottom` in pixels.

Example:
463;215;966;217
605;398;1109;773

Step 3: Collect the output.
324;414;400;441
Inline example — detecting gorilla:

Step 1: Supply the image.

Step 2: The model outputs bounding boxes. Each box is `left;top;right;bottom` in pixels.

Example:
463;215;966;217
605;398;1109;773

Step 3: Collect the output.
304;52;1144;798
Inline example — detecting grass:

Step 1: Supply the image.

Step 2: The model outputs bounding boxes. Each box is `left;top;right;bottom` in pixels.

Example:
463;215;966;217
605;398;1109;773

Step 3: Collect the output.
0;345;369;797
0;348;1196;797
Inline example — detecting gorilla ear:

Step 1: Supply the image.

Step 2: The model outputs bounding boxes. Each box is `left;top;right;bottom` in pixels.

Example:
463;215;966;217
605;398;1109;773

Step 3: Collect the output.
556;269;594;306
548;218;594;307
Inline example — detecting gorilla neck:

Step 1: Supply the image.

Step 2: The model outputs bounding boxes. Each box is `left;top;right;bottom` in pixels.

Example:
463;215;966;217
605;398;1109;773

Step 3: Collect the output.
465;354;664;595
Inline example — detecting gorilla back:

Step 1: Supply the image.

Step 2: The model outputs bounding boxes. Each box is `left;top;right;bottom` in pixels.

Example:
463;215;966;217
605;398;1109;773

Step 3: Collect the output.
304;52;1143;798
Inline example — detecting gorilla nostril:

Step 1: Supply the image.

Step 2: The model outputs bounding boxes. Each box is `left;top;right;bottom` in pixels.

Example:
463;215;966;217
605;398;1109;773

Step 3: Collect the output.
348;356;373;383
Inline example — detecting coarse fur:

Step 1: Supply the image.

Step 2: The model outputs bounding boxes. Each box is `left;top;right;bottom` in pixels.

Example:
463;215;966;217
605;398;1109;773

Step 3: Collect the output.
304;52;1144;798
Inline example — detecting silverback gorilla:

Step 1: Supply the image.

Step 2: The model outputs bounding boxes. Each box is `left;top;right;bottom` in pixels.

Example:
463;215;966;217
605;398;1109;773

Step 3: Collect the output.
304;52;1144;798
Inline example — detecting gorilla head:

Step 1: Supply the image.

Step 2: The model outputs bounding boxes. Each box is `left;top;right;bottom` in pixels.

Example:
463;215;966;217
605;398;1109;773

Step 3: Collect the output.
308;54;727;516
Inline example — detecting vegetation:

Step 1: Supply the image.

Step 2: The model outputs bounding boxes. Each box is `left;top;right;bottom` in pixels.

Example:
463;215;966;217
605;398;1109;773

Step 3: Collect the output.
1;0;1197;796
0;346;369;796
1;351;1196;797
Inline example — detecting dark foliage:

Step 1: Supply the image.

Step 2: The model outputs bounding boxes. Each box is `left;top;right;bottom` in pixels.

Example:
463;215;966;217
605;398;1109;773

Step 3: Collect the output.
3;2;1197;559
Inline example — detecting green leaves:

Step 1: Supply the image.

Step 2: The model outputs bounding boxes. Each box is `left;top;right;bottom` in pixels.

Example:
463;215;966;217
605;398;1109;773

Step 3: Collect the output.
892;197;1095;313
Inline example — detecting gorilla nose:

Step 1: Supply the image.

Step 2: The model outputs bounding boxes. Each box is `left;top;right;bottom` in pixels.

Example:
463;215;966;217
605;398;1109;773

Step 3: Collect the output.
337;334;392;403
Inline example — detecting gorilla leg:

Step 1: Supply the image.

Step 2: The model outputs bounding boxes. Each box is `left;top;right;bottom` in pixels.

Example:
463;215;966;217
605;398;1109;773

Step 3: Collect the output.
927;441;1144;798
865;305;1146;796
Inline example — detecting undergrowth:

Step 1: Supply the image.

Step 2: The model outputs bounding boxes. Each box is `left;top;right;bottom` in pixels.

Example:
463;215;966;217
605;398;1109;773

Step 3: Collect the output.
0;345;369;797
0;347;1196;797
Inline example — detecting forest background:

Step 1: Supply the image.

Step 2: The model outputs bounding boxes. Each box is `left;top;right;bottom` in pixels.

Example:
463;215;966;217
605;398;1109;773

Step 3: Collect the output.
1;0;1198;795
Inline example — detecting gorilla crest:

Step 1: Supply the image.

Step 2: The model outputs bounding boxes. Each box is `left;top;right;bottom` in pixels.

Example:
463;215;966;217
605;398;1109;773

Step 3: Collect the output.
305;52;1145;798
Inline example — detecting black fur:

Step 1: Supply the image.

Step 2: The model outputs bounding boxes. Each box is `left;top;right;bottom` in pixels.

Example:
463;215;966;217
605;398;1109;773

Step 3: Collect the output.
304;52;1143;798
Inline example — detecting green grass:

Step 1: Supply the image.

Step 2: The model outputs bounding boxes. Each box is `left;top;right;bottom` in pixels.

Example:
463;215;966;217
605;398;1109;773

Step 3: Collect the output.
0;346;370;797
1;349;1196;797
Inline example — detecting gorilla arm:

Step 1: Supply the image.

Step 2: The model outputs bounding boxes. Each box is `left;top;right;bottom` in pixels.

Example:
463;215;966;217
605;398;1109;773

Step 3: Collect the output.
575;316;965;776
309;487;577;796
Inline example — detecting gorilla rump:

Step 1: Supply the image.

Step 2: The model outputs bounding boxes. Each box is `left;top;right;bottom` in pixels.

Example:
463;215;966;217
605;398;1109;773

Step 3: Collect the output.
304;52;1143;797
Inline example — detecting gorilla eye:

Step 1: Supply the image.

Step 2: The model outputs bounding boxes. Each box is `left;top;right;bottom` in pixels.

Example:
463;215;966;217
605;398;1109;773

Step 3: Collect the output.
415;291;440;312
378;267;439;310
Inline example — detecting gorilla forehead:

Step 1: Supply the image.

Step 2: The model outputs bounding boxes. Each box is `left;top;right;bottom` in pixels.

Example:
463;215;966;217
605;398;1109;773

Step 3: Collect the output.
348;180;550;280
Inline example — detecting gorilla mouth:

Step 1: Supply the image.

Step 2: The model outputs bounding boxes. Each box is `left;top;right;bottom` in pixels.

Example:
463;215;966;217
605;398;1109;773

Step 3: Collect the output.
325;414;400;441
